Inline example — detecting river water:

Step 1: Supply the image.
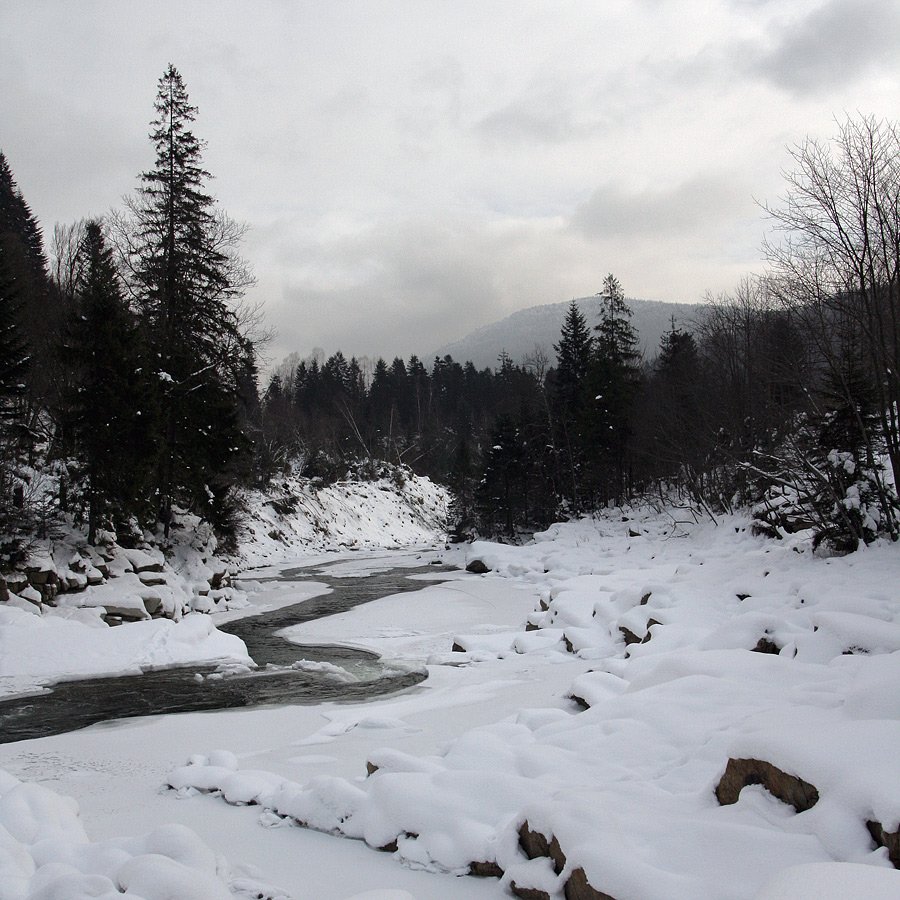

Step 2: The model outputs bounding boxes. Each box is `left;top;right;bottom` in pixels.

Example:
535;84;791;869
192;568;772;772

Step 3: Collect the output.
0;558;451;744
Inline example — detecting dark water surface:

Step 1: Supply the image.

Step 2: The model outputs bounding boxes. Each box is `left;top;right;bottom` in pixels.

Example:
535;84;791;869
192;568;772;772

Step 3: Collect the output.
0;560;451;744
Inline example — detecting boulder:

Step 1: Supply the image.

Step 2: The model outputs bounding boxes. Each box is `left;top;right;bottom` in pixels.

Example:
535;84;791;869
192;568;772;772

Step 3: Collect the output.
565;868;617;900
752;636;781;654
15;584;43;607
715;758;819;812
466;558;490;574
518;822;566;874
866;820;900;869
4;571;27;593
25;567;58;587
469;860;504;878
138;571;168;587
510;884;551;900
122;548;165;573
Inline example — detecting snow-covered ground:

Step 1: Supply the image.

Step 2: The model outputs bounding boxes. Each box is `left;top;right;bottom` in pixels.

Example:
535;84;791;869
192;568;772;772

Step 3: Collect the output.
2;506;900;898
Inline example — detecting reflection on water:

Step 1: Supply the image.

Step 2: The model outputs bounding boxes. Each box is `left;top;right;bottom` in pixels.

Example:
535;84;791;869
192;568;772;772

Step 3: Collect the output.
0;562;450;744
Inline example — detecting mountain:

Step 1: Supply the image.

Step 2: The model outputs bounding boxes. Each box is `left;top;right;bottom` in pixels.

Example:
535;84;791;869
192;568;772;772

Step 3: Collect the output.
431;296;701;370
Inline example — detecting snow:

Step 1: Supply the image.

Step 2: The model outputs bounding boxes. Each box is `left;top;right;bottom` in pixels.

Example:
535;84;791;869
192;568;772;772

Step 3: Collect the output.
0;603;253;698
2;503;900;898
232;469;451;568
754;862;900;899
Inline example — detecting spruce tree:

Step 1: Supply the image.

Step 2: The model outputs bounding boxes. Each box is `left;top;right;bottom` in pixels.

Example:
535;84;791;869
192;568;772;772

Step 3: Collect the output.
126;65;253;536
642;322;707;491
553;300;593;409
552;299;593;509
584;274;642;505
0;244;29;422
64;221;155;542
0;151;52;401
0;242;31;551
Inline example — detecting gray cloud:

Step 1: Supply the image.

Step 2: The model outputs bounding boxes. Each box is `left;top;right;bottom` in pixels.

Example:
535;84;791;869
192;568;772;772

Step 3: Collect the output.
271;217;509;362
747;0;900;93
475;79;607;146
3;1;899;373
571;175;750;239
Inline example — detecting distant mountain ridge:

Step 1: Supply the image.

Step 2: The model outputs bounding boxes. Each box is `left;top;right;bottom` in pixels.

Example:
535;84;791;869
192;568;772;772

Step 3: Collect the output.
431;296;701;370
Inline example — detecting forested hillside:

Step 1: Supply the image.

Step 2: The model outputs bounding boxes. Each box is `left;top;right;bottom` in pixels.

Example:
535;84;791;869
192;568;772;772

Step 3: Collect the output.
259;118;900;553
2;101;899;578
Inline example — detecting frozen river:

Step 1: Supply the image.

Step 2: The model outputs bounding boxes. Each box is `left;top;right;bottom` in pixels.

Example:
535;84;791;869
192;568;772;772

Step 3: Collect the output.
0;558;451;743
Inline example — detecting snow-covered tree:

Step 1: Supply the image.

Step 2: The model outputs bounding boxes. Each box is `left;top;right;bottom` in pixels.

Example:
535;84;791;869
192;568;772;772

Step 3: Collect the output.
123;65;255;536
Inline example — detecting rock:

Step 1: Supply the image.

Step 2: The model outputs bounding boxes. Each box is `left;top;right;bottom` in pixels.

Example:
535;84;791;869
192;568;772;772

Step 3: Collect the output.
138;571;168;587
466;558;490;574
102;604;149;622
866;820;900;869
752;637;781;654
565;867;617;900
510;883;551;900
209;568;229;590
121;548;165;573
142;595;163;616
619;625;642;646
366;761;379;776
5;572;27;593
15;584;43;607
469;860;504;878
518;822;566;874
715;758;819;812
640;591;651;605
62;572;88;592
86;569;105;586
0;576;8;602
451;641;467;653
643;618;662;642
26;568;58;587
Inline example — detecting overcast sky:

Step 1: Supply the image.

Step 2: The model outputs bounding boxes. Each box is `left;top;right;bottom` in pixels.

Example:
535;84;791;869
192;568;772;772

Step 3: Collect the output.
2;0;899;367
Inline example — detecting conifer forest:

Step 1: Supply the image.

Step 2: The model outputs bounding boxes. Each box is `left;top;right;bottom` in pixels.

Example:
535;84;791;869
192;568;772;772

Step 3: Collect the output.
2;67;900;561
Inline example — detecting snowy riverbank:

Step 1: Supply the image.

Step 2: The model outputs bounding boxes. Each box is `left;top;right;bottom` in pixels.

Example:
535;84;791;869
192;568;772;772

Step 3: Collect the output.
0;471;451;699
2;507;899;898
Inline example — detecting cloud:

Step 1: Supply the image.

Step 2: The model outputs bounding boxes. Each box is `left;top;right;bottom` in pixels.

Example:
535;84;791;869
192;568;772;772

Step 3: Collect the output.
570;175;750;239
746;0;900;94
265;213;603;364
475;82;606;146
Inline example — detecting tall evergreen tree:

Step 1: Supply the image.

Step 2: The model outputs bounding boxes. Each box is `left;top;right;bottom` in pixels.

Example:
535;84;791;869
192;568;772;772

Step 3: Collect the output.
552;299;593;509
126;65;253;536
63;221;155;542
0;244;29;422
553;300;593;409
584;274;642;504
0;242;31;550
0;152;52;401
639;321;708;492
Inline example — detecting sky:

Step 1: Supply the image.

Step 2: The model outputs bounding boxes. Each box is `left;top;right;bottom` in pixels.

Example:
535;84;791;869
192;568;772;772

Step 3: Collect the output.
2;0;899;368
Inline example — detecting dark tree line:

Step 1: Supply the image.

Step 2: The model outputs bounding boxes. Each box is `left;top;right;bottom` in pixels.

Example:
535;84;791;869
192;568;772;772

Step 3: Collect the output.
257;117;900;552
1;65;259;563
4;102;896;560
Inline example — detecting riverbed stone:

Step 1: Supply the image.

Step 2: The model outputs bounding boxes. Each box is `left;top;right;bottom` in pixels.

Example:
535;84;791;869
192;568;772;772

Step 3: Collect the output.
565;867;617;900
715;757;819;812
866;820;900;868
